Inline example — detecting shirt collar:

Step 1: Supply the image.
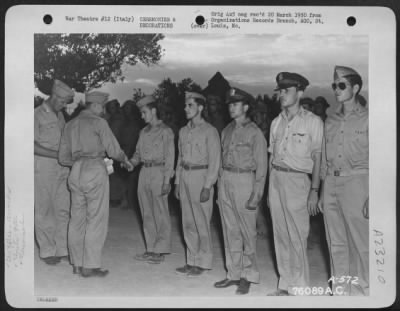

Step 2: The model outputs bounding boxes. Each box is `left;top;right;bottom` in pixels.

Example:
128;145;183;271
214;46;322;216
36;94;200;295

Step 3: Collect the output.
188;118;205;129
234;117;251;128
335;101;367;117
281;106;307;120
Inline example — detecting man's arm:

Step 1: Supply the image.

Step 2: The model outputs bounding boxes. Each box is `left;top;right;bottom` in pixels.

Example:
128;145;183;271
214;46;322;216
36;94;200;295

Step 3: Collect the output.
34;142;58;159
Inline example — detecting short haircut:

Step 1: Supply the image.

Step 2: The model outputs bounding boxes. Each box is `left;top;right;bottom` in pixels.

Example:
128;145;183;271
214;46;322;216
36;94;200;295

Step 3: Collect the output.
345;74;363;95
145;101;161;119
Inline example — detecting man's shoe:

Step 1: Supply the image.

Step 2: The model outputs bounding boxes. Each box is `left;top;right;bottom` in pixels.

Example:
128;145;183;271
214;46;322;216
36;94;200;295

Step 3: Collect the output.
175;265;193;275
266;289;290;296
187;266;206;277
214;278;240;288
147;253;165;264
235;278;251;295
134;252;154;261
42;256;61;265
72;266;82;275
81;268;109;278
56;255;69;262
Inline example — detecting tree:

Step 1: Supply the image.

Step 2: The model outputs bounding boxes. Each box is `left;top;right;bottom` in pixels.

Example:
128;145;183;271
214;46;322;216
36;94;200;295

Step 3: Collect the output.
34;33;164;93
132;88;146;104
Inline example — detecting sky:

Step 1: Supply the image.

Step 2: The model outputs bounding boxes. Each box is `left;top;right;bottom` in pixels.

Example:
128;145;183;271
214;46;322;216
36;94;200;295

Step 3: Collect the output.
100;33;368;115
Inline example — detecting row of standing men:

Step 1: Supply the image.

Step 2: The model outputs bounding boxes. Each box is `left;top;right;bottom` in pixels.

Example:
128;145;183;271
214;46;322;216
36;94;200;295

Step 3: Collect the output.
34;65;368;296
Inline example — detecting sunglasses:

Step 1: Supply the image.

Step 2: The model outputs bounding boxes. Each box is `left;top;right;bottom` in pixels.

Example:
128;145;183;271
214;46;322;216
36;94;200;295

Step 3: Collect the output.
331;82;348;91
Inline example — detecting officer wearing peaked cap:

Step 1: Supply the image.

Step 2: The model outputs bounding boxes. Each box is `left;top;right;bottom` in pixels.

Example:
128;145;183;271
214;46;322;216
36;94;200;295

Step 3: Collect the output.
34;79;74;266
267;72;323;296
319;65;369;295
130;94;175;264
59;90;133;277
174;91;221;276
214;87;268;295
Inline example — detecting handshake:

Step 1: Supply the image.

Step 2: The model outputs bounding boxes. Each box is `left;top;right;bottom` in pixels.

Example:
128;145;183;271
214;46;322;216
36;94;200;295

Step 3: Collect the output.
120;158;134;172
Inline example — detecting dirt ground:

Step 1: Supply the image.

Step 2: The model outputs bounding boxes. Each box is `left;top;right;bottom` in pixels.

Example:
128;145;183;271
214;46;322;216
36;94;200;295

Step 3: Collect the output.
34;200;330;297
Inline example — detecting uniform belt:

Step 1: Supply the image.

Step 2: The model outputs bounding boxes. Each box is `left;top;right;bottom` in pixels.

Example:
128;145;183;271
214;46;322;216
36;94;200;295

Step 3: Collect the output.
181;163;209;170
328;168;369;177
223;166;254;174
272;164;306;174
143;161;164;168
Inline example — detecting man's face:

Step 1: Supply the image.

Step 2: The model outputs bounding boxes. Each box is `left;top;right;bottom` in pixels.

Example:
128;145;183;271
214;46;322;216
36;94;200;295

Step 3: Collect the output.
207;96;219;114
278;86;301;108
52;95;72;112
140;105;154;124
184;98;202;120
108;102;119;115
92;103;106;117
332;77;355;103
229;101;247;119
313;102;324;115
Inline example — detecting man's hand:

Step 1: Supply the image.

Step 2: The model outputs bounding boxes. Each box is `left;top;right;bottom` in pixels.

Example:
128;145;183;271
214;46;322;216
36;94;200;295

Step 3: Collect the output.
174;184;180;200
363;197;369;219
245;192;258;210
307;190;319;216
161;183;171;196
122;160;134;172
200;187;211;203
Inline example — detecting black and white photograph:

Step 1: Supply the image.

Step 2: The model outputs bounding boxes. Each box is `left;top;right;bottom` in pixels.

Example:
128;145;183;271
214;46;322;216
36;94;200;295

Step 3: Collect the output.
4;5;396;308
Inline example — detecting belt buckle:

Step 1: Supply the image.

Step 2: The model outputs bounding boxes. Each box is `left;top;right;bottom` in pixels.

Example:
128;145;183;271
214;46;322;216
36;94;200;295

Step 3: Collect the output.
334;170;340;176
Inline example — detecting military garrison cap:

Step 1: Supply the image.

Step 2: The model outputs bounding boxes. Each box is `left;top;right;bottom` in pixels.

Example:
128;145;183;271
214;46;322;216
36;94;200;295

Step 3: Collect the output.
333;65;360;80
225;87;255;104
136;95;156;109
85;91;109;105
52;79;74;100
274;72;309;91
185;91;206;102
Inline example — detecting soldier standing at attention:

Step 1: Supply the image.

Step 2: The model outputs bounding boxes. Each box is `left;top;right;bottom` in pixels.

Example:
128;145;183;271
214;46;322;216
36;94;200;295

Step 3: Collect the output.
59;91;133;277
34;79;74;265
319;66;369;295
174;92;221;277
267;72;324;296
130;96;175;265
214;87;268;295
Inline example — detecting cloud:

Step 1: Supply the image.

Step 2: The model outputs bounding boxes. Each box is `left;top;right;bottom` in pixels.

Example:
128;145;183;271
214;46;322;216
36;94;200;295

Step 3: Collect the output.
133;78;158;87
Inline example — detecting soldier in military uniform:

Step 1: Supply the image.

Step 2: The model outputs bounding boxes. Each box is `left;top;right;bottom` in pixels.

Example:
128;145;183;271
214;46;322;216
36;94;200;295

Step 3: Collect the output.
319;66;369;295
313;96;330;122
174;91;221;277
214;87;268;295
34;79;73;265
267;72;324;296
130;96;175;264
59;91;133;277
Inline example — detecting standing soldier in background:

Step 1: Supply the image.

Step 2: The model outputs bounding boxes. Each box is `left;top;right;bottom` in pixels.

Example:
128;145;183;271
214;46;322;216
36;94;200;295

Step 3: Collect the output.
34;79;73;265
214;87;268;295
319;66;369;295
205;94;228;136
252;100;272;239
130;96;175;265
119;100;143;211
59;91;133;277
313;96;330;122
267;72;323;296
174;92;221;277
105;99;126;208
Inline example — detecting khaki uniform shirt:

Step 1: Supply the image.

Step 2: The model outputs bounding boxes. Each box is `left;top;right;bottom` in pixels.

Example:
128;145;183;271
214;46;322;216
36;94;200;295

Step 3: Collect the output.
131;120;175;183
58;110;126;166
34;101;65;151
269;107;323;173
321;102;368;178
221;119;268;204
175;119;221;189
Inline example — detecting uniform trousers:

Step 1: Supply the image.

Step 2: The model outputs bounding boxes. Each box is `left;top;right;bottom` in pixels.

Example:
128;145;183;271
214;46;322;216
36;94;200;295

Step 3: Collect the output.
268;169;311;293
138;166;171;254
179;168;214;269
218;170;259;283
322;174;369;296
68;158;109;268
34;156;70;258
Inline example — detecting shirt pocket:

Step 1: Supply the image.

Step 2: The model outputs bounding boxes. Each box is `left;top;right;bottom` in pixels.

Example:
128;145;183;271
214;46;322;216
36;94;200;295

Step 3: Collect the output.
347;130;369;166
235;141;252;163
193;136;206;161
290;132;310;157
39;121;60;146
